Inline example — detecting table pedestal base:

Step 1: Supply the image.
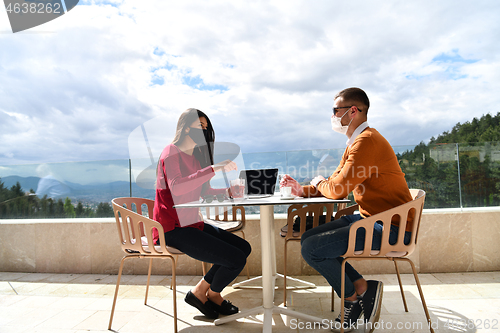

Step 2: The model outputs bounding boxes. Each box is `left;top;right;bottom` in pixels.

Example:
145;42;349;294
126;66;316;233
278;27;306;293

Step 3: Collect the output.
232;273;316;290
216;205;325;332
214;305;324;333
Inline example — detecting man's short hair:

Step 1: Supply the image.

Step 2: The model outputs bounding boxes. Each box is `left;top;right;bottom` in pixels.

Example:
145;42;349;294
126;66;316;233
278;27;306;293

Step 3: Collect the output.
335;87;370;113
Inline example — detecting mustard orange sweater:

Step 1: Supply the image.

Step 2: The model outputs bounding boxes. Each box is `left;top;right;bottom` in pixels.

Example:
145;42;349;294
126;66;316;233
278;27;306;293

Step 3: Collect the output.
302;127;413;231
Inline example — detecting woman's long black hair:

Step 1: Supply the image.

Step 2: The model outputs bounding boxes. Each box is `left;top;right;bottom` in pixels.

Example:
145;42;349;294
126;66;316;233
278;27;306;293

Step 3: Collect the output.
156;108;216;189
170;108;215;167
156;108;215;194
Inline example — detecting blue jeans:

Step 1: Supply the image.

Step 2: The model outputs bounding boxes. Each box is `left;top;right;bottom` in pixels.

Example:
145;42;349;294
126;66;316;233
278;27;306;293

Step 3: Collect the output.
165;224;251;293
301;214;411;298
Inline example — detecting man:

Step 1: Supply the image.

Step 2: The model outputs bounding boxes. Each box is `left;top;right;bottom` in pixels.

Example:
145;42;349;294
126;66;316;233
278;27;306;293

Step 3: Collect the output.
281;87;413;332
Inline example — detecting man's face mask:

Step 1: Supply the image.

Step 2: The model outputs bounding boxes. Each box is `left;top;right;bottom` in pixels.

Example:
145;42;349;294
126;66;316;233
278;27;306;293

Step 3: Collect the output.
331;108;353;135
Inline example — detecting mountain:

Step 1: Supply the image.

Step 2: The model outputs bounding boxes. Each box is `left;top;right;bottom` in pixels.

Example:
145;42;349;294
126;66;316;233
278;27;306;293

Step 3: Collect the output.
1;176;40;192
0;176;154;204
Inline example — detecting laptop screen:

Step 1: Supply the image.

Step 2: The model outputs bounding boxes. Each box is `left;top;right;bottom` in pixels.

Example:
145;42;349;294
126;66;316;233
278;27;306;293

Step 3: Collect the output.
239;168;279;196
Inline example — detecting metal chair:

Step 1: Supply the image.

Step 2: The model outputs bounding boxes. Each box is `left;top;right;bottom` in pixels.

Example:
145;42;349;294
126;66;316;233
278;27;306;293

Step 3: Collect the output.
282;202;348;307
109;197;184;333
336;189;433;333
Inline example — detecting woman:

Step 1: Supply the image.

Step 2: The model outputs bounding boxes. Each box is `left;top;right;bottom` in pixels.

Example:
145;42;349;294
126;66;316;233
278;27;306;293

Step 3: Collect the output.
153;108;251;319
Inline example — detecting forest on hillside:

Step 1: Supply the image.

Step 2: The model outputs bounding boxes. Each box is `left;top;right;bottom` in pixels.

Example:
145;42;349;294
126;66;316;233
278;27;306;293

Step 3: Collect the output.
429;112;500;144
398;112;500;208
0;182;114;219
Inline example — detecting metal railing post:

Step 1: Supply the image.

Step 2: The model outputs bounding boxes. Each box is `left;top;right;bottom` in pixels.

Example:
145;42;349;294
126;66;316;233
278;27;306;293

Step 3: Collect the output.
456;143;463;209
129;159;132;197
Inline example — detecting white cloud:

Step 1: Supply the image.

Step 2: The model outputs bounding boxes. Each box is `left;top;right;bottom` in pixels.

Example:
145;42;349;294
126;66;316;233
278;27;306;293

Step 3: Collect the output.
0;0;499;167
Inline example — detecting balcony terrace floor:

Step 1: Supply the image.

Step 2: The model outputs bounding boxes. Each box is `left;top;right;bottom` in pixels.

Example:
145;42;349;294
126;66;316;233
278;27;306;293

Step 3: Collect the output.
1;271;499;333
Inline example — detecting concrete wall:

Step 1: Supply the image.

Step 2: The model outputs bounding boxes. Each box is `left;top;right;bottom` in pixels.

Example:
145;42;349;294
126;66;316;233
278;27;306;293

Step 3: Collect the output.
1;208;499;276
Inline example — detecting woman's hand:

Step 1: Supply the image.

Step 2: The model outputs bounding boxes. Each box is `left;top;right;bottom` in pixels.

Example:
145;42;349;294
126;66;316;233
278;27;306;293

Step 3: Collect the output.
280;174;304;197
213;159;238;173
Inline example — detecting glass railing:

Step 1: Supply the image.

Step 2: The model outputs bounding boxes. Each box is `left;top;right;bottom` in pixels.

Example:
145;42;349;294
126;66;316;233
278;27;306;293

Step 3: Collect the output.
1;142;499;218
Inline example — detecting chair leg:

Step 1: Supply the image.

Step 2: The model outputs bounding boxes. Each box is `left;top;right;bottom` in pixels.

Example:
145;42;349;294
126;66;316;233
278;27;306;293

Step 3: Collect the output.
202;261;207;276
245;261;250;280
108;255;129;330
400;258;434;333
170;255;179;290
283;240;288;307
145;257;153;305
240;230;250;279
340;259;347;333
171;256;178;333
393;260;409;312
331;287;335;312
108;255;179;333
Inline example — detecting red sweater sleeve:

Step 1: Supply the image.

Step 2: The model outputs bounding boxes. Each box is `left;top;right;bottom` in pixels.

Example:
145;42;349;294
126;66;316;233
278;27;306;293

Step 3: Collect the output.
161;145;215;196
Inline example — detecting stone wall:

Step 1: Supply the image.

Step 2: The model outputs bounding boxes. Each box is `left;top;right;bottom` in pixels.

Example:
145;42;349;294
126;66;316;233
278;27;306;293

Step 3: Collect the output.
1;209;499;275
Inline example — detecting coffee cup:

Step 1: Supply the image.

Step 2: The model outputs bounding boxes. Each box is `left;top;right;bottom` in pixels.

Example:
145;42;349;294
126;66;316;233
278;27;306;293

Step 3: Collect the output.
280;186;292;198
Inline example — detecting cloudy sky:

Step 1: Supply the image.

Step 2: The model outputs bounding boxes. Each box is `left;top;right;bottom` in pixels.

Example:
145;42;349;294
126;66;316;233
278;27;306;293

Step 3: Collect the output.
1;0;499;167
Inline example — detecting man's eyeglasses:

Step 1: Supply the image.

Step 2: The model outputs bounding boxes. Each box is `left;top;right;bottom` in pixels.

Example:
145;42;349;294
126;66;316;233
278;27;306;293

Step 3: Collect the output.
332;106;353;116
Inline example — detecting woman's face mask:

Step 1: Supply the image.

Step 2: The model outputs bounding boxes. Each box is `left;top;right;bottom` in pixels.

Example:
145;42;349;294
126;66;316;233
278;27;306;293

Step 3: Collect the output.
188;127;208;146
331;108;353;135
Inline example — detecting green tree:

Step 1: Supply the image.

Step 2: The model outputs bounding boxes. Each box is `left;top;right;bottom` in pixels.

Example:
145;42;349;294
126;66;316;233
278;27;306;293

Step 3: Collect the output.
64;197;76;218
10;182;23;198
96;202;113;217
0;178;7;203
75;202;84;217
55;199;65;217
39;195;49;218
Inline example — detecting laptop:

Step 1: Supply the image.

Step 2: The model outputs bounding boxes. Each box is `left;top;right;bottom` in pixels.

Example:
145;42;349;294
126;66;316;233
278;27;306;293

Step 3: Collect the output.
239;168;279;198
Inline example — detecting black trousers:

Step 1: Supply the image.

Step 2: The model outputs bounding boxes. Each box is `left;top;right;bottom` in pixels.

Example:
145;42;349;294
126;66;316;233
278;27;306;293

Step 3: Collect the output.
165;223;251;292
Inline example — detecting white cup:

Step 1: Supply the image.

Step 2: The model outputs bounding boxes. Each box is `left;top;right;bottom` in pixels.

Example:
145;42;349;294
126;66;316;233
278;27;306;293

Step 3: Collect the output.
280;186;292;198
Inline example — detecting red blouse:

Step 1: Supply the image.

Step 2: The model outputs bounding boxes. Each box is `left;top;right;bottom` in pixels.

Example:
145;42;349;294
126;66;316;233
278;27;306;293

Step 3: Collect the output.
152;144;225;243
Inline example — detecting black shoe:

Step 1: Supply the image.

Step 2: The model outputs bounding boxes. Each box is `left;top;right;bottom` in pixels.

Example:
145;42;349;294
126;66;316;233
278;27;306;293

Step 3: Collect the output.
184;290;219;319
359;280;383;331
331;299;362;332
208;299;239;315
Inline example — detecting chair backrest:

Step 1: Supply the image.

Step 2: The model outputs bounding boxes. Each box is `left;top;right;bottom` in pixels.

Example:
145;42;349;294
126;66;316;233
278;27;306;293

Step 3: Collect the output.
343;189;426;258
205;205;246;223
111;197;178;255
284;203;335;241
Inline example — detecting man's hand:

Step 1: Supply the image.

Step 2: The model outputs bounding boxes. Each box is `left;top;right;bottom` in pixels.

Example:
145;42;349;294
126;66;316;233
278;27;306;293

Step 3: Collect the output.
310;175;326;187
213;160;237;173
280;174;304;197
